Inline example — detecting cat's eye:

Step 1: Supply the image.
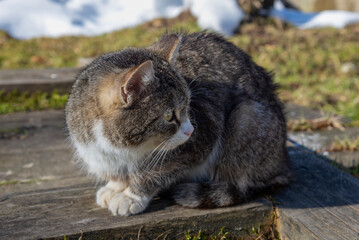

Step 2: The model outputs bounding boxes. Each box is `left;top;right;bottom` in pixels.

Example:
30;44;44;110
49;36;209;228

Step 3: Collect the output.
164;110;174;122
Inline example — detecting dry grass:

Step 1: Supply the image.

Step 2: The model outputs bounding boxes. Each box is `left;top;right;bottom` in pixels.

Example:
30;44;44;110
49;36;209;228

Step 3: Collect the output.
328;136;359;152
287;116;345;132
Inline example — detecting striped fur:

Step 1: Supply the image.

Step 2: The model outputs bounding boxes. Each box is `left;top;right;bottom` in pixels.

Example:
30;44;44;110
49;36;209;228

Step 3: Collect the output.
66;32;291;216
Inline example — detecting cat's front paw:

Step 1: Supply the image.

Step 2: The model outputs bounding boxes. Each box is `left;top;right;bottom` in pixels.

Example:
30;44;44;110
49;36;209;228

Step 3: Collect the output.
108;190;150;216
96;186;115;208
96;180;128;208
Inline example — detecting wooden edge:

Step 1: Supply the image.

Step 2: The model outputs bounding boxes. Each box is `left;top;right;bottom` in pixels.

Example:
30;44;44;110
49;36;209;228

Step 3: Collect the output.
0;68;80;93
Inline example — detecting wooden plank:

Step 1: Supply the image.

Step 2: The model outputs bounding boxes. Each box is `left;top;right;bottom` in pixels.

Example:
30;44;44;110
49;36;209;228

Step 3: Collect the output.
0;185;273;239
0;110;90;195
276;147;359;240
0;68;79;93
0;110;65;130
2;107;358;240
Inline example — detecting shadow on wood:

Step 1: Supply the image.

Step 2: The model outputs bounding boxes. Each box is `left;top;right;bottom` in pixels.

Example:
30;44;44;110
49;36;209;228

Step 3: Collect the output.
275;147;359;240
1;140;358;239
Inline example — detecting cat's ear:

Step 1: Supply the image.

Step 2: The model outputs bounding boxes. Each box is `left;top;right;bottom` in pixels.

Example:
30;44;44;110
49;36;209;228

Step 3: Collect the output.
148;34;181;63
120;60;154;105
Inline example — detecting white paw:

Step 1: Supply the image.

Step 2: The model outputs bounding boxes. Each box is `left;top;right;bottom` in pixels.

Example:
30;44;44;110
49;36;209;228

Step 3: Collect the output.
96;186;115;208
96;180;127;208
108;191;149;216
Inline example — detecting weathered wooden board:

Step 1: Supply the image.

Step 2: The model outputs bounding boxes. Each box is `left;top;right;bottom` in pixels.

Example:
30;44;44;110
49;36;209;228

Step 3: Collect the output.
2;107;358;240
0;68;79;93
0;186;273;239
275;147;359;240
0;110;90;195
0;109;274;239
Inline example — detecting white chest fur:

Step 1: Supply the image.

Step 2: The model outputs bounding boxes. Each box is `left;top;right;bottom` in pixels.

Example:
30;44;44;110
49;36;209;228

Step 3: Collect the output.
72;120;145;179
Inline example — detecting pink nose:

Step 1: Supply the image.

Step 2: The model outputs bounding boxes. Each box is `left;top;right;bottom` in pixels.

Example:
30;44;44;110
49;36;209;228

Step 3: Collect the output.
184;128;194;136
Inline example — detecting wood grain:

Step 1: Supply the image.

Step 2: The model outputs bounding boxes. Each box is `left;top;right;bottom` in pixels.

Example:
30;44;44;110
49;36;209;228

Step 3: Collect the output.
0;185;272;239
276;147;359;240
0;68;78;93
2;143;358;239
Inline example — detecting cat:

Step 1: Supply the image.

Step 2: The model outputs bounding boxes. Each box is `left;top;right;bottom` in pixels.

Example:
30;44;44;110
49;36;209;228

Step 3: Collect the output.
65;32;291;216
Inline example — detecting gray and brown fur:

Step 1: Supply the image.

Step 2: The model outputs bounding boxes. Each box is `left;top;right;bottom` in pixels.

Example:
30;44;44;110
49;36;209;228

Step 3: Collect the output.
66;32;290;211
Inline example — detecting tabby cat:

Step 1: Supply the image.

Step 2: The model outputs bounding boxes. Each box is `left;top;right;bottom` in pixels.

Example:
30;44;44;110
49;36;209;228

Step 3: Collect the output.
65;32;290;216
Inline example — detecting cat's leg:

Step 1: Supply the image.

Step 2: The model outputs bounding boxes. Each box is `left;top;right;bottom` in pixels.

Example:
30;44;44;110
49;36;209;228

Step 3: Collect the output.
96;180;128;208
107;164;191;215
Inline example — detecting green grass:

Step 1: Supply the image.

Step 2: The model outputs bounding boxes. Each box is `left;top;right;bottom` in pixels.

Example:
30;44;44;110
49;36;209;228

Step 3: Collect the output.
183;222;279;240
0;90;68;114
0;13;358;124
0;12;200;69
351;165;359;177
231;23;359;124
0;179;38;186
185;227;228;240
328;160;359;178
0;179;19;186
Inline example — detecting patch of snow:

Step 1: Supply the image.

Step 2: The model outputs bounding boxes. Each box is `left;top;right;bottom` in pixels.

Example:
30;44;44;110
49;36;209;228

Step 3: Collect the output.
184;0;243;36
270;0;359;29
0;0;243;39
1;0;359;40
0;0;186;39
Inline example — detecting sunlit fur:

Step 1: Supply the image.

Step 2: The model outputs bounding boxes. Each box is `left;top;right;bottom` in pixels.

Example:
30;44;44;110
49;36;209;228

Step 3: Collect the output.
66;32;290;216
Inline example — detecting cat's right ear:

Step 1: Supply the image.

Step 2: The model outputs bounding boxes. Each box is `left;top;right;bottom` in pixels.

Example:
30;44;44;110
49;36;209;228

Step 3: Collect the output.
147;34;181;63
120;60;155;105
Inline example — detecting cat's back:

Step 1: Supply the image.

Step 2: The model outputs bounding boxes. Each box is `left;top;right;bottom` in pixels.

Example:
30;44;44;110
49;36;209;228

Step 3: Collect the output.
174;32;249;79
173;32;277;102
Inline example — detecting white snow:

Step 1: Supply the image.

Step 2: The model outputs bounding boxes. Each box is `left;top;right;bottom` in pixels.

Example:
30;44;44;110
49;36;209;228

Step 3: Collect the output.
270;0;359;29
0;0;359;39
0;0;187;39
0;0;243;39
184;0;243;36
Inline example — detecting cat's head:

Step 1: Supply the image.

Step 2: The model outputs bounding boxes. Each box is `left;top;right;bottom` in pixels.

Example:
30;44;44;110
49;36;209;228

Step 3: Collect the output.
66;34;193;155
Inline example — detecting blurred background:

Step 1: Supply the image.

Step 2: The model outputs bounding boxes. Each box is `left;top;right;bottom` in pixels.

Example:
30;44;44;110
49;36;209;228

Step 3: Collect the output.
0;0;358;177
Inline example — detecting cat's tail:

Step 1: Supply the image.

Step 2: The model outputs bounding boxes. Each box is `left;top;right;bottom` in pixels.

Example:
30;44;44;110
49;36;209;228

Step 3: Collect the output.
172;182;243;208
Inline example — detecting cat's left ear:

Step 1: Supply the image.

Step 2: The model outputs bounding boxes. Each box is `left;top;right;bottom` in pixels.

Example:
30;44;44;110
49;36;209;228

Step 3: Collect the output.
148;34;181;63
120;60;155;105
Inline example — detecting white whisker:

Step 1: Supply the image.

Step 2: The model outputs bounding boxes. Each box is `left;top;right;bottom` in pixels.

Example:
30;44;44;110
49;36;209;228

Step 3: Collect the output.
189;76;200;86
140;140;167;168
